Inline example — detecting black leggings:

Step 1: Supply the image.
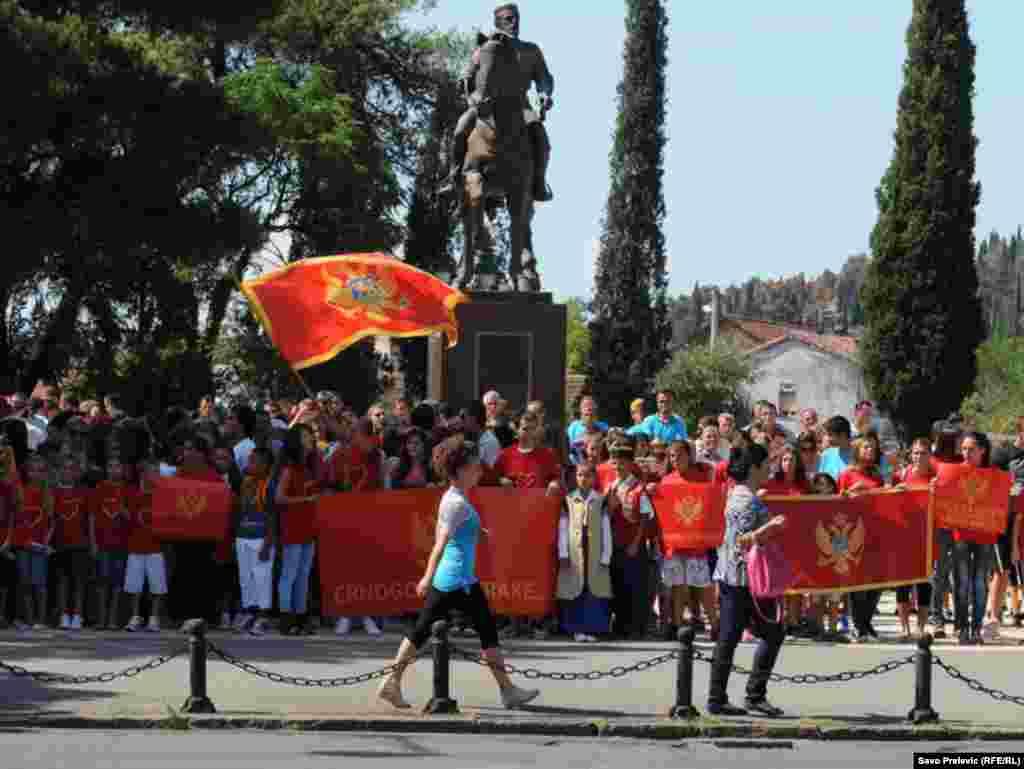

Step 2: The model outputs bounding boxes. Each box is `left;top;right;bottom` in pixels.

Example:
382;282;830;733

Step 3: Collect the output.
895;582;933;606
408;583;499;650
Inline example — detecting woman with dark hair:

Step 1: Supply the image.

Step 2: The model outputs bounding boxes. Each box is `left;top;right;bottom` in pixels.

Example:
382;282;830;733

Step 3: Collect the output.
945;431;998;645
761;443;810;496
275;423;322;635
390;429;434;489
838;435;886;643
707;444;787;717
376;440;540;711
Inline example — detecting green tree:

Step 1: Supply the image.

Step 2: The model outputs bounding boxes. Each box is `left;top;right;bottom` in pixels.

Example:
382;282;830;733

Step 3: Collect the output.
861;0;984;441
587;0;670;426
960;336;1024;433
565;298;592;373
654;342;757;433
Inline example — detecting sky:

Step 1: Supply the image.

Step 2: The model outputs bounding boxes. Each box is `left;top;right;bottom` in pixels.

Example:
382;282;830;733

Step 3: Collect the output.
403;1;1023;301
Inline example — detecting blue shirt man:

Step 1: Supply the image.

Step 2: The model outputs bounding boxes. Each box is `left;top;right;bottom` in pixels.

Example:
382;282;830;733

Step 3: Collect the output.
638;390;688;442
566;395;608;465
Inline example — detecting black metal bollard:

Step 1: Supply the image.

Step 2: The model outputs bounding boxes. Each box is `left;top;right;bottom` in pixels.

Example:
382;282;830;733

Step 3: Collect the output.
425;620;459;715
907;633;939;724
181;618;216;714
670;626;699;719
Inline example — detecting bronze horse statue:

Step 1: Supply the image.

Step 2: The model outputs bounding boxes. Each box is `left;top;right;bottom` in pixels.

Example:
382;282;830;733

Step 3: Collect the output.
456;33;542;293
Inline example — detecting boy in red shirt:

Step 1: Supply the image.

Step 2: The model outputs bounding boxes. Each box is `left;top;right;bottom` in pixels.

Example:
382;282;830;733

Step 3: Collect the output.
90;457;133;630
53;457;91;630
124;482;167;632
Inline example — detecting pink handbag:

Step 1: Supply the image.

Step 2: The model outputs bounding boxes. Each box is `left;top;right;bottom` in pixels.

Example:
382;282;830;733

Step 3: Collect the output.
746;541;796;623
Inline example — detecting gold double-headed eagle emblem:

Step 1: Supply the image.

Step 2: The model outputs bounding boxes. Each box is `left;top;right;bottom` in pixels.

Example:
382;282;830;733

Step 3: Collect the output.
323;265;409;324
411;508;438;570
673;496;704;526
176;491;207;521
815;512;866;575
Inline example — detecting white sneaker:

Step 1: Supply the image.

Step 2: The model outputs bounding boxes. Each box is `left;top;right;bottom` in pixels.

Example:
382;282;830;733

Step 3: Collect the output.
364;617;382;636
982;620;1000;641
146;617;161;633
334;617;352;636
234;613;253;633
249;618;269;636
69;614;83;631
125;616;144;632
31;623;47;632
59;613;72;630
501;684;540;710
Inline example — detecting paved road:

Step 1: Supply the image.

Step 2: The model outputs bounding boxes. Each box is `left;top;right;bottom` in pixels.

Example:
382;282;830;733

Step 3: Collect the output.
2;597;1024;726
0;731;1019;769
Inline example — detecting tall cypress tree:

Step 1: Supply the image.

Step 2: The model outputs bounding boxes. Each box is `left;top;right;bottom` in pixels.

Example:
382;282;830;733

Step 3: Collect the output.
587;0;669;426
861;0;984;441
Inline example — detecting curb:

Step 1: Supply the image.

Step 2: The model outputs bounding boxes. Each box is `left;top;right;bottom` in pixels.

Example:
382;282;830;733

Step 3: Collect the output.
4;715;1024;741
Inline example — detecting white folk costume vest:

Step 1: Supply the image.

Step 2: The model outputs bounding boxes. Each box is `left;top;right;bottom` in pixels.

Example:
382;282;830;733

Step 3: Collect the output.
557;490;613;600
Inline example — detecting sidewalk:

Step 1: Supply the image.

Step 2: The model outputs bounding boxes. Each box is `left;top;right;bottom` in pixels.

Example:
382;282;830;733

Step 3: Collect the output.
3;606;1024;740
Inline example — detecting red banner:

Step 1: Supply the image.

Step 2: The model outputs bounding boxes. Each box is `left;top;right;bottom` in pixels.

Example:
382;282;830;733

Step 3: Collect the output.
931;464;1011;536
151;477;233;541
652;478;726;553
316;488;559;617
762;489;932;594
240;253;468;370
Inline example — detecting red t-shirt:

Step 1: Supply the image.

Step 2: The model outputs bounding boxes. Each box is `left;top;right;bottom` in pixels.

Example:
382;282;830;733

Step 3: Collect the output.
899;465;935;489
90;481;133;551
126;489;160;555
347;445;382;491
837;468;884;494
496;446;560;489
11;484;47;547
595;461;617;494
53;487;90;549
279;464;319;545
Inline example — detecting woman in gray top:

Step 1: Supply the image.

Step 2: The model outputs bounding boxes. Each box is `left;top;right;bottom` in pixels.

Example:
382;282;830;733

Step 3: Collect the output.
708;443;788;717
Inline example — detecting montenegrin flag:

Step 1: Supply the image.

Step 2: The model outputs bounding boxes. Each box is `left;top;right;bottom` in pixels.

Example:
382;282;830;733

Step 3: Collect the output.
240;253;469;370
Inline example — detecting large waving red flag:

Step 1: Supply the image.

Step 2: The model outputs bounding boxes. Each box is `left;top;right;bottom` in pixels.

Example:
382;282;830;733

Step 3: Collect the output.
240;253;468;370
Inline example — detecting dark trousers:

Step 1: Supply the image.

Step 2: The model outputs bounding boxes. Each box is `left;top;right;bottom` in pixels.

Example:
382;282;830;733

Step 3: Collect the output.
708;582;785;706
849;589;882;634
169;542;219;624
611;547;650;638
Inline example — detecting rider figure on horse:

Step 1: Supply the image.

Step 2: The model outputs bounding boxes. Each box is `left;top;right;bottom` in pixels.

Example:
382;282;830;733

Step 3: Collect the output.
440;2;554;203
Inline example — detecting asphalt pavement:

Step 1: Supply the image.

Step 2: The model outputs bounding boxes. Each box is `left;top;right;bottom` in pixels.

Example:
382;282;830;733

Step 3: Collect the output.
1;731;1020;769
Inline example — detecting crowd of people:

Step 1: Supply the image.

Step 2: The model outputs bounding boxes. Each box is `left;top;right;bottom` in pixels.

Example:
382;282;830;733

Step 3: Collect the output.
0;385;1022;663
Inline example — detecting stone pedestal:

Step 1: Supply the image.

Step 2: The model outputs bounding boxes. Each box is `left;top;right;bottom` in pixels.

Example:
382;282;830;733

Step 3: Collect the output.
427;292;567;429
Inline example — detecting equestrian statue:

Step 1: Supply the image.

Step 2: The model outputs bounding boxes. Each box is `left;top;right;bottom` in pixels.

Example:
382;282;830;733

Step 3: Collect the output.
441;3;554;292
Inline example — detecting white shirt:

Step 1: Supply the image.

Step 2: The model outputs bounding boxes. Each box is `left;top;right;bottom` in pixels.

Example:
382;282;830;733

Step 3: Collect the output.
22;419;46;451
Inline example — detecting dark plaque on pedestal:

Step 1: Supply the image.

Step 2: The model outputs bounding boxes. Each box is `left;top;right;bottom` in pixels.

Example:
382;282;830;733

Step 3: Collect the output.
433;291;567;438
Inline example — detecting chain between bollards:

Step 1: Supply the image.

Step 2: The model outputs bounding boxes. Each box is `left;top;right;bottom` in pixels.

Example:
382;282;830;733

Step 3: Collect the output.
425;620;458;715
670;627;699;719
181;618;216;714
907;633;939;724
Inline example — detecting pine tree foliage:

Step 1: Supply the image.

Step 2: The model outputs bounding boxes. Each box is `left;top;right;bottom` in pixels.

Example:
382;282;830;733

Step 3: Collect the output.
861;0;985;440
587;0;669;426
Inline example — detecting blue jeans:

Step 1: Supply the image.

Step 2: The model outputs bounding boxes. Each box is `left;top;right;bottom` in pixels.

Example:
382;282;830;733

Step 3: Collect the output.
278;543;316;614
929;529;954;624
952;540;992;632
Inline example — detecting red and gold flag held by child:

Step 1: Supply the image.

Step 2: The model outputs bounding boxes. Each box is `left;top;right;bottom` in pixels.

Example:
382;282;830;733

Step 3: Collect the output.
240;253;468;370
652;478;726;553
930;463;1011;537
151;477;233;541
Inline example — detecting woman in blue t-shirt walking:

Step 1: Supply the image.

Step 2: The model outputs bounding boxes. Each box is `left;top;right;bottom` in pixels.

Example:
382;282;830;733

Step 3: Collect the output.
377;441;540;710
